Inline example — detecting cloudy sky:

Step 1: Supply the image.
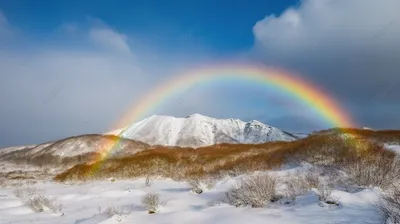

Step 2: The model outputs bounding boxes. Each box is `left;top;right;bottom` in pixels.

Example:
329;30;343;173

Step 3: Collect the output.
1;0;400;147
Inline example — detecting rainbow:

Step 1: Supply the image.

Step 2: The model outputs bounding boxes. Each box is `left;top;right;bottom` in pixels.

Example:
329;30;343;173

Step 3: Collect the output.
93;64;355;170
116;64;354;130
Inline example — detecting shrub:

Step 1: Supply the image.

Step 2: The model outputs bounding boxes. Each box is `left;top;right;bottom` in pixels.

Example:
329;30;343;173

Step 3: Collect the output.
13;186;23;198
187;176;216;194
283;168;322;199
376;187;400;224
14;185;39;198
141;193;161;214
316;183;332;202
26;194;62;213
106;206;124;216
106;206;127;222
341;154;400;189
145;174;152;187
54;142;290;182
284;175;313;200
227;166;246;177
304;169;320;188
222;174;277;208
53;129;400;189
316;183;339;208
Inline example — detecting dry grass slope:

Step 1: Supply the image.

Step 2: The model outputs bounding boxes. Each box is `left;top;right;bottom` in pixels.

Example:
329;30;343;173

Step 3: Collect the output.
55;129;400;189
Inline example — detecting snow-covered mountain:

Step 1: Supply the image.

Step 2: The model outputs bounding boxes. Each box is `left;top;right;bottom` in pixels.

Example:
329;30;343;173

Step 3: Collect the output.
0;114;296;166
115;114;296;148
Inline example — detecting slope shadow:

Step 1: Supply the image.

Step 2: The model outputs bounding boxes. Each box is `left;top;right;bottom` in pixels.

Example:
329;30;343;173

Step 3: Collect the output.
162;187;191;192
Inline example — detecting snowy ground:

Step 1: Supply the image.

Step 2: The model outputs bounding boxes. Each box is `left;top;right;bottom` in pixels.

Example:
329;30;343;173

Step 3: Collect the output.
385;144;400;155
0;167;383;224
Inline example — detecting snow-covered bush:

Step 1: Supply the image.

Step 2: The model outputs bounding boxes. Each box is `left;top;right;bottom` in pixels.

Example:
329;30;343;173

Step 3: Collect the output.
227;166;246;177
145;174;152;187
285;176;312;200
304;170;320;188
106;206;127;222
92;206;102;217
13;186;23;198
376;187;400;224
187;176;216;194
15;185;62;213
106;206;124;216
26;194;62;213
222;174;277;208
141;193;161;214
341;155;400;189
283;169;321;201
13;185;39;198
316;183;339;208
316;183;332;202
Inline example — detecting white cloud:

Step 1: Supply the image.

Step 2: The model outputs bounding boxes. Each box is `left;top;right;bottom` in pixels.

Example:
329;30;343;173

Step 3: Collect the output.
88;27;132;55
3;0;400;145
0;50;147;145
253;0;400;53
251;0;400;128
0;14;219;147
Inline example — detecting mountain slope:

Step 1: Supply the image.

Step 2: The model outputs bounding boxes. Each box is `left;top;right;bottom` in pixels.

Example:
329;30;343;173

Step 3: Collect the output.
118;114;296;148
0;135;150;167
0;114;296;167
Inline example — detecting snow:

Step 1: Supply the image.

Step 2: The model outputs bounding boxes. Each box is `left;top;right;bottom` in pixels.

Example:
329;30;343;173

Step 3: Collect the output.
0;168;382;224
0;145;36;157
385;144;400;155
118;114;296;148
104;128;126;136
48;139;100;157
291;133;309;139
0;135;149;165
0;114;296;160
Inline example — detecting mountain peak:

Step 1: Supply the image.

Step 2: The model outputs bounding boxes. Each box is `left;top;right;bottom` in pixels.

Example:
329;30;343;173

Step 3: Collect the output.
248;120;264;125
116;114;296;148
185;113;209;119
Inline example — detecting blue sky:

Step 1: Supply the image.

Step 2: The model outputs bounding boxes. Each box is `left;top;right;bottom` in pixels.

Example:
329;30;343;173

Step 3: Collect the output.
1;0;400;147
0;0;296;52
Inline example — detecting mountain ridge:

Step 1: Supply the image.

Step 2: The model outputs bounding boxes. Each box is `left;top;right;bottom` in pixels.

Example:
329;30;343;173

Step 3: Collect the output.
0;114;298;163
117;114;297;148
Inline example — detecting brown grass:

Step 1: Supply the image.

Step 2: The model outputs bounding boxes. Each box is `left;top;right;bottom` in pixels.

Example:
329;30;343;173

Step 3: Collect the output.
54;129;400;187
315;128;400;144
55;140;299;181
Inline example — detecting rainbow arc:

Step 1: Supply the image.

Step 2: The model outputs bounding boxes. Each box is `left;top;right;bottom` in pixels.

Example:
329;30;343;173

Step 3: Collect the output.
91;64;356;172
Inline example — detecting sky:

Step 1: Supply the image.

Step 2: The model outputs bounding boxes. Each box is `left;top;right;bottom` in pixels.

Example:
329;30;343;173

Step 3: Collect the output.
1;0;400;147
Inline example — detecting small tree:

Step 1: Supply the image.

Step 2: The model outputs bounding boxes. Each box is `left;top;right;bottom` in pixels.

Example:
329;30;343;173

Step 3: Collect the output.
141;193;160;214
145;174;152;187
187;176;216;194
26;194;62;213
316;183;339;208
376;187;400;224
222;174;277;208
106;206;126;222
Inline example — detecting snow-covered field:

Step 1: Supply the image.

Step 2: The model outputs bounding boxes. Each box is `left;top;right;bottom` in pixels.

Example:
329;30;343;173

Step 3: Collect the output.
0;167;382;224
386;144;400;155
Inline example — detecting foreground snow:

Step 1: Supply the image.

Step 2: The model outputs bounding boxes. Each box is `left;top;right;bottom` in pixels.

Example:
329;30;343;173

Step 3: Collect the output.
0;168;382;224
